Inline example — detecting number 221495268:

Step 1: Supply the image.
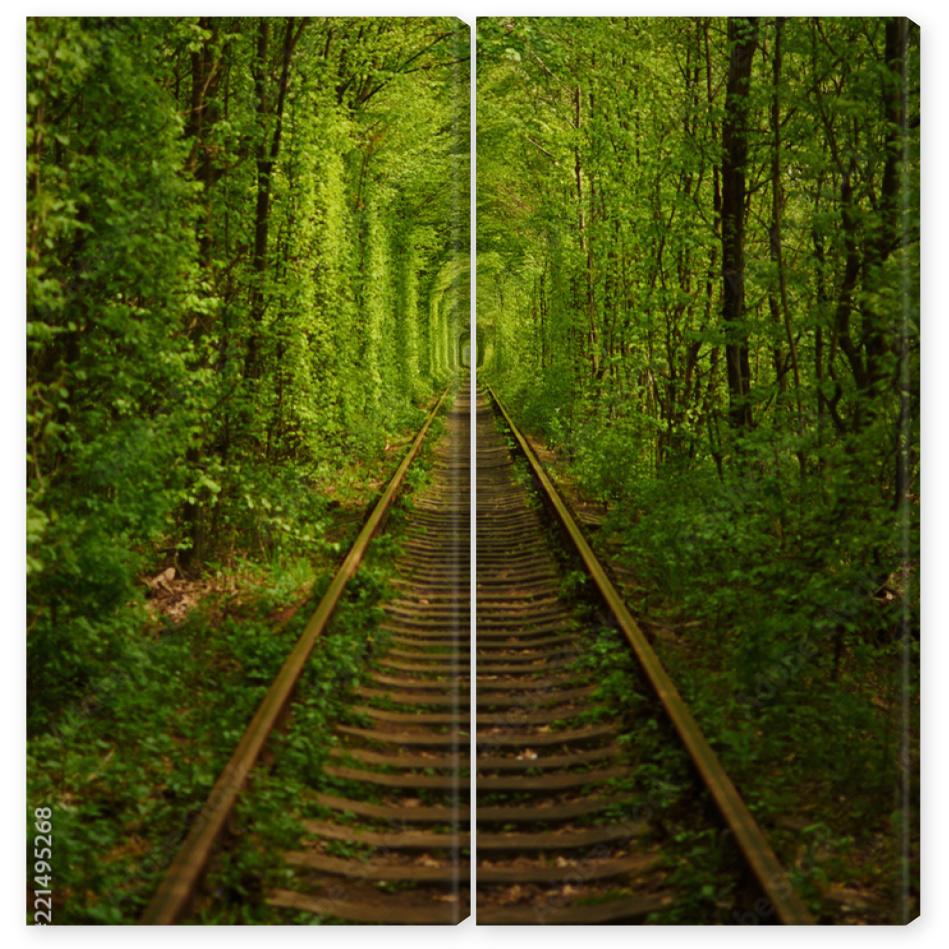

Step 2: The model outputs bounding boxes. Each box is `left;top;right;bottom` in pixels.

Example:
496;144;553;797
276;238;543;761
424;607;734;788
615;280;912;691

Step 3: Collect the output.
32;807;52;924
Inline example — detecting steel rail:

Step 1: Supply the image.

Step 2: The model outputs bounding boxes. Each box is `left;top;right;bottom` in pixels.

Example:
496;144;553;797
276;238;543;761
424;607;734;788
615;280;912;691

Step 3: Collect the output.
485;384;814;926
141;388;448;924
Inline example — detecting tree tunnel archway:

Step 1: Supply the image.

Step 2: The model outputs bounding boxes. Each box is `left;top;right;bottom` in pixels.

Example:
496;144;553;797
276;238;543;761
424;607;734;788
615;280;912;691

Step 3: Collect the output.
427;256;470;377
457;326;483;369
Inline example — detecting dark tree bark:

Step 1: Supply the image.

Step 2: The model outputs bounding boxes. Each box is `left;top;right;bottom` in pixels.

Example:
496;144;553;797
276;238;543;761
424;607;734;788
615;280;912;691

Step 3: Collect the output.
244;17;305;380
767;17;806;474
883;18;915;510
720;16;758;431
856;17;910;405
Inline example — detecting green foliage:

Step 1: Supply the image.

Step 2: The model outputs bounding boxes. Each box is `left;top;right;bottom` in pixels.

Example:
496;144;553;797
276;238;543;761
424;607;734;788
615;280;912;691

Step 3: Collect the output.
479;16;918;921
27;17;469;728
28;18;204;712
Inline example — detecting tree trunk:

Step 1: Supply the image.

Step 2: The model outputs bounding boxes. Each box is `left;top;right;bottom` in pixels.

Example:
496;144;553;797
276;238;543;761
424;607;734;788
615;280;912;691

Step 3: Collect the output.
720;16;757;431
244;17;301;380
767;17;806;475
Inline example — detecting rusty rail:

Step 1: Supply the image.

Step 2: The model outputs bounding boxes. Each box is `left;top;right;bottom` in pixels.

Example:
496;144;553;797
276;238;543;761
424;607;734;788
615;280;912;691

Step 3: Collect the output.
485;383;813;926
141;388;448;924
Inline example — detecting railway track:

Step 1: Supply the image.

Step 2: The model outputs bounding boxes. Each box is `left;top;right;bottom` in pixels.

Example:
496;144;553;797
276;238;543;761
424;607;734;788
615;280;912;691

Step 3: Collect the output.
475;384;813;925
142;376;811;926
143;383;470;924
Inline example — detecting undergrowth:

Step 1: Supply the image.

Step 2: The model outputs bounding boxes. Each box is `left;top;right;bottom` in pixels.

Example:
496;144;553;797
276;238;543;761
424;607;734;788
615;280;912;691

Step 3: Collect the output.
25;398;447;924
502;395;918;923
